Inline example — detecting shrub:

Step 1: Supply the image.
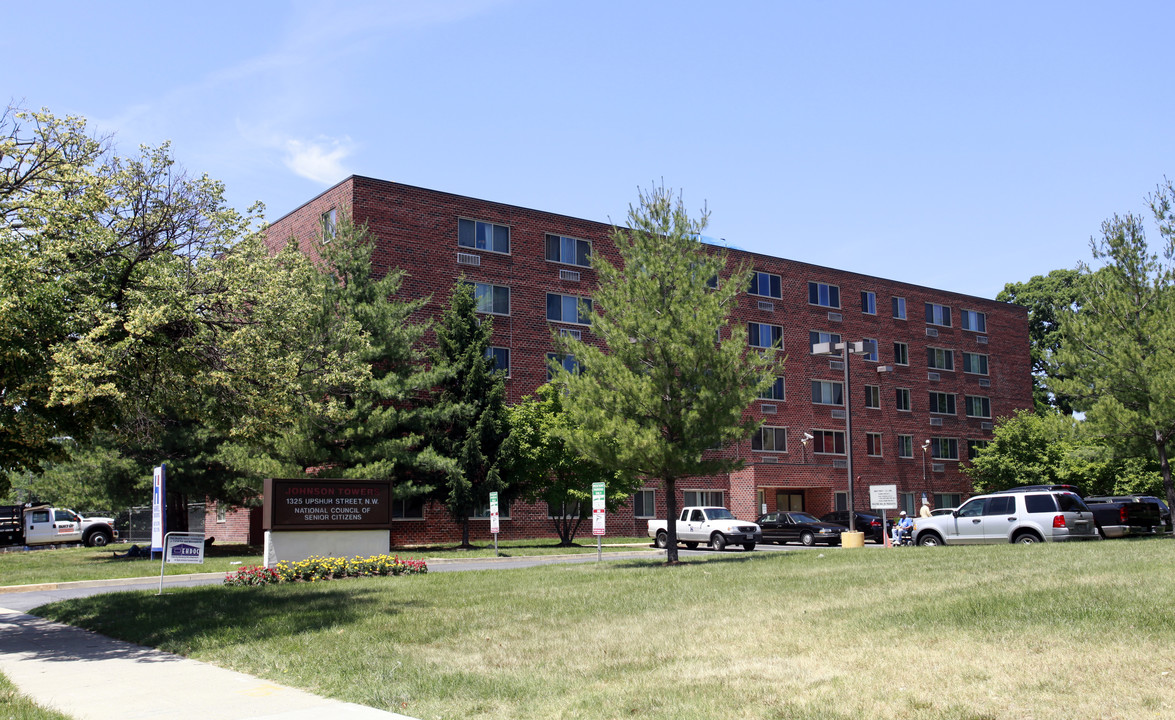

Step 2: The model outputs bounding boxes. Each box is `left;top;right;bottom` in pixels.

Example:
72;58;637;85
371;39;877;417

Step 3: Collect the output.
224;553;426;586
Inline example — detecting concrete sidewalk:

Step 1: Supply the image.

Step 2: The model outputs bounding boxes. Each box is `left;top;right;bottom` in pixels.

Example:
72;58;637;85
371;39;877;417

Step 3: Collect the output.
0;608;418;720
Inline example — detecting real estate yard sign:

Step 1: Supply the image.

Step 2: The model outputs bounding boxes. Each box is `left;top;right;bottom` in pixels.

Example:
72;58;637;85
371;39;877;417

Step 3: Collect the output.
158;531;204;595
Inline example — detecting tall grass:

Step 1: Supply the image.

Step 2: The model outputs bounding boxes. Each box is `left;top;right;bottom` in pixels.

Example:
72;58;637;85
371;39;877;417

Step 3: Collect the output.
37;539;1175;720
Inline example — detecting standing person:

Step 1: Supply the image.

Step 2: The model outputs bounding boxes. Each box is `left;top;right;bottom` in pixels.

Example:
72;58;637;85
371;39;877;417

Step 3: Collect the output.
920;499;932;518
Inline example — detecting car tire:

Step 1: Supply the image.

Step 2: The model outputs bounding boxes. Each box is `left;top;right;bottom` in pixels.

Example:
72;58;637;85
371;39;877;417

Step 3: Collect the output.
800;531;815;546
744;542;756;551
917;533;942;547
654;531;668;549
1013;532;1041;544
85;529;113;548
711;533;727;551
684;541;699;549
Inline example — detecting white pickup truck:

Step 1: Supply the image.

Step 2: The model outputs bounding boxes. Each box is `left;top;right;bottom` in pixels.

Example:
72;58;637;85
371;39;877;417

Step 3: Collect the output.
1;504;118;548
648;506;762;551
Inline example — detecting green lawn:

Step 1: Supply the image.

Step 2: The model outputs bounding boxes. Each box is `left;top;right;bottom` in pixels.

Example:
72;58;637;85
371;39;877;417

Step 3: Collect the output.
0;538;654;587
33;538;1175;720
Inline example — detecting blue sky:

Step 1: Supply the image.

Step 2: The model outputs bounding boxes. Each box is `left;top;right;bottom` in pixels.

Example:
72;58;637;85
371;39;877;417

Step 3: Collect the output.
7;0;1175;299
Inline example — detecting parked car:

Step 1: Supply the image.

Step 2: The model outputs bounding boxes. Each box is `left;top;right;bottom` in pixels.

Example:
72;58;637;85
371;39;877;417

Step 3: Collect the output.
757;512;845;546
1084;495;1168;536
912;490;1099;545
819;511;888;543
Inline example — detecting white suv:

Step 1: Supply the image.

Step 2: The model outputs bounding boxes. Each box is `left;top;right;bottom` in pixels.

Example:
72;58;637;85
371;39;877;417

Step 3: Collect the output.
912;490;1099;546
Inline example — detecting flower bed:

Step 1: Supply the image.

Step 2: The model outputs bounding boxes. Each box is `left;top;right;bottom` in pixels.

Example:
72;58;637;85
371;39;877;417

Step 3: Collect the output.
224;554;427;586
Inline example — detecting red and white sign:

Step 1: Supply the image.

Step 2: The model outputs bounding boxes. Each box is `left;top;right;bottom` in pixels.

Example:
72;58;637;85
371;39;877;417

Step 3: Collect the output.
489;492;500;534
592;482;606;536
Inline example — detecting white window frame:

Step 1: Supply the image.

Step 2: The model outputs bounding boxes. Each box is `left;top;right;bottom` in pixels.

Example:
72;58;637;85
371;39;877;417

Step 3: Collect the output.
545;233;591;267
808;281;841;309
898;435;914;458
748;271;783;299
965;395;992;418
892;296;907;320
930;437;959;461
864;385;880;409
925;302;952;327
894;341;909;366
633;489;656;519
811;380;844;406
759;376;786;401
458;217;511;254
749;322;784;349
963;352;989;375
896;387;911;412
546;293;592;325
929;392;956;415
866;432;883;457
486;346;510;377
961;309;987;333
683;490;725;507
861;291;877;315
927;346;954;371
812;429;846;456
752;426;788;453
472;282;510;315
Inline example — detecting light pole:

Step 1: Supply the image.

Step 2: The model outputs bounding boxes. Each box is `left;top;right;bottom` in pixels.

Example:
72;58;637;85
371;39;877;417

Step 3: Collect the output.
812;339;874;535
921;439;931;507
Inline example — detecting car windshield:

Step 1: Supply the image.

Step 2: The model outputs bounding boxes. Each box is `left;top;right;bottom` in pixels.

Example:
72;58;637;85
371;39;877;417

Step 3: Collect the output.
789;512;820;523
706;508;735;520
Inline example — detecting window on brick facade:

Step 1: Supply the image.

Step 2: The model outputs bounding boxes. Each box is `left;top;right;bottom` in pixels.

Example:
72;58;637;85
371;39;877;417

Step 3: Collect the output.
864;385;880;409
866;432;882;457
216;505;227;523
470;282;510;315
471;498;509;519
927;347;954;371
320;208;337;242
752;426;788;452
809;331;842;352
759;377;785;401
929;392;956;415
892;296;907;319
458;218;510;254
485;347;510;376
812;429;846;455
749;322;784;349
547;500;588;519
861;291;877;314
967;439;991;460
934;492;963;509
965;395;991;418
925;302;952;327
546;353;579;380
896;387;911;411
811;380;844;406
808;281;840;308
748;271;782;298
931;437;959;460
633;490;655;518
963;352;989;375
546;293;592;325
961;310;987;332
894;341;909;366
862;338;878;361
393;497;425;519
898;435;914;458
545;234;591;267
684;490;724;507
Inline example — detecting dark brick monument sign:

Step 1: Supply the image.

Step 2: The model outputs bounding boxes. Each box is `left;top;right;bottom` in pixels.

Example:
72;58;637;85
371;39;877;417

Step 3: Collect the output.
264;479;392;531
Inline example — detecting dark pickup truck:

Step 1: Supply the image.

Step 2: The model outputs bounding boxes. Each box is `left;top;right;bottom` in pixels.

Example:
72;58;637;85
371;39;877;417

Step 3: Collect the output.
1084;496;1165;538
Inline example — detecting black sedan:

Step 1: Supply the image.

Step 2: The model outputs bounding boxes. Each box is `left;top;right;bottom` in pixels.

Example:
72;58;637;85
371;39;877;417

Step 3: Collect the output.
756;512;846;546
820;511;890;543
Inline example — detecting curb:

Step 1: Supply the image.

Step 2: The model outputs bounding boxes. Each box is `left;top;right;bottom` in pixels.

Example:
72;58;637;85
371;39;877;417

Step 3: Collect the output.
0;572;226;595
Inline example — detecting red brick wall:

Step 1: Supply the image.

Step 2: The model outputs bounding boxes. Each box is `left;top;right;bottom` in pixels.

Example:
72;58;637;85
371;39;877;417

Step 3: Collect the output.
263;176;1033;539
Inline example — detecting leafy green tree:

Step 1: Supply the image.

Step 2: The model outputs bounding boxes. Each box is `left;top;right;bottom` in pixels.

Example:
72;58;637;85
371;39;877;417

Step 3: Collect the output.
0;106;371;505
553;185;779;563
965;410;1161;496
425;281;511;547
997;269;1087;415
1052;180;1175;512
505;383;639;545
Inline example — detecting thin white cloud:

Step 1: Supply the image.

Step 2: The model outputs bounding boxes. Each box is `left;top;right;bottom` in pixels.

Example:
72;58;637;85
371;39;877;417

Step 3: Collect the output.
283;136;354;184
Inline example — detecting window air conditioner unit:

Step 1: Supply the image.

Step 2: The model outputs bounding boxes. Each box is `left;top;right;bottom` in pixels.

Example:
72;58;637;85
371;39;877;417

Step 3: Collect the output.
981;422;994;430
760;456;779;463
929;417;943;426
559;269;581;282
978;378;991;388
830;360;845;371
976;336;988;344
932;463;945;472
757;301;775;312
832;459;848;469
456;252;481;266
560;328;582;340
928;372;940;381
831;409;846;419
827;312;843;322
761;404;777;414
925;328;939;337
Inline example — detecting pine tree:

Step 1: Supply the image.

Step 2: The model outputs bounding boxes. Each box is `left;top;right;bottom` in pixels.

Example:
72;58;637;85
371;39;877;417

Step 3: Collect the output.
552;185;780;563
426;281;510;547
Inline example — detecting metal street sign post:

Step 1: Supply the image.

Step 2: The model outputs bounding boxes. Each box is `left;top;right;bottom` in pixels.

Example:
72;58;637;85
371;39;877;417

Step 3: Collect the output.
489;492;500;557
158;531;204;595
870;484;898;548
592;482;606;561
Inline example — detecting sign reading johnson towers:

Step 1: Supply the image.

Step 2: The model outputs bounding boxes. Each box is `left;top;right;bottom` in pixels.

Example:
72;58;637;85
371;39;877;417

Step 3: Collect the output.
264;479;392;531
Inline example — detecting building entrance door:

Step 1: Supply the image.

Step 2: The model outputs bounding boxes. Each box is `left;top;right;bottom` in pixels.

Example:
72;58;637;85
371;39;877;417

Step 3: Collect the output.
776;492;804;512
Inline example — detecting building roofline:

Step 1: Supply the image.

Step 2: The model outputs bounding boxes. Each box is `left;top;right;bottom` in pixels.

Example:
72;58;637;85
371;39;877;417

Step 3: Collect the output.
271;175;1025;311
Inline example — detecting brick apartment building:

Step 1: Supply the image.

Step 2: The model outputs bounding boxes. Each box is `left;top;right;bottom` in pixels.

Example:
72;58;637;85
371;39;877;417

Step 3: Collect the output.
248;176;1032;545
